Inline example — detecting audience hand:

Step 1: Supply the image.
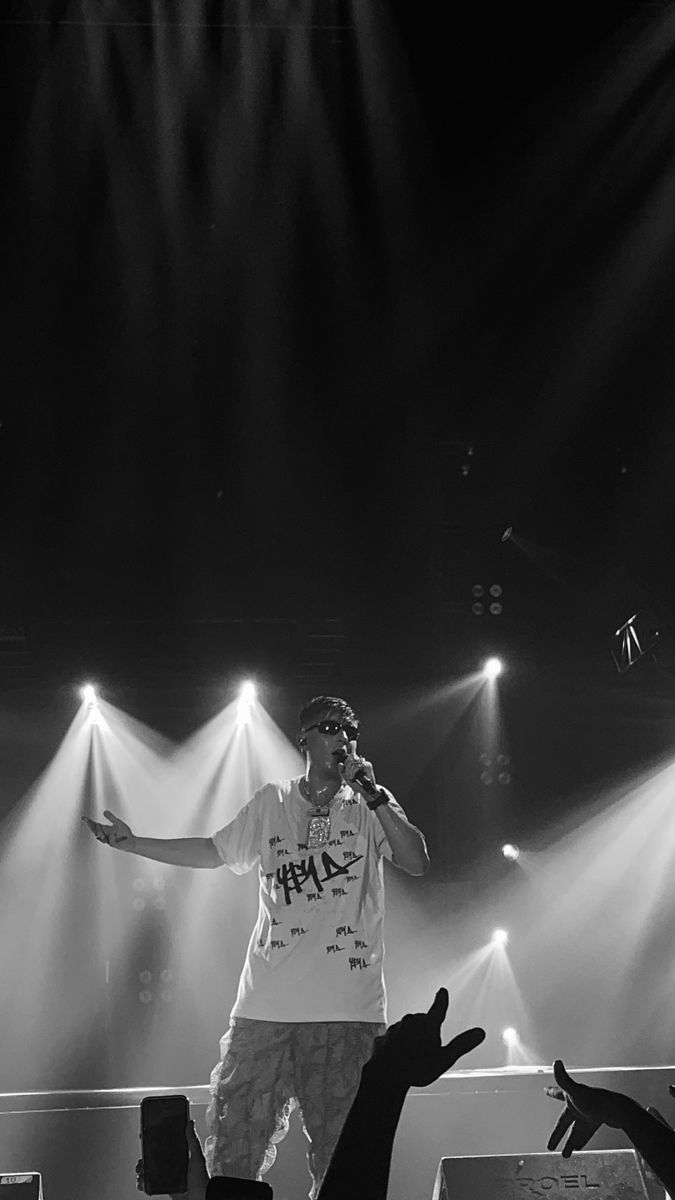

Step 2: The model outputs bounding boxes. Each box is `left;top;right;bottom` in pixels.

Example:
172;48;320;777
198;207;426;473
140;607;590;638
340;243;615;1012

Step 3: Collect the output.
135;1121;209;1199
546;1060;634;1157
368;987;485;1087
82;809;135;850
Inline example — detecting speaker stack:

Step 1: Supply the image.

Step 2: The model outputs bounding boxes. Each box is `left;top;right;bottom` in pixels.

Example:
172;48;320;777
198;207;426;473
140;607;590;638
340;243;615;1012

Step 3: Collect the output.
433;1149;654;1199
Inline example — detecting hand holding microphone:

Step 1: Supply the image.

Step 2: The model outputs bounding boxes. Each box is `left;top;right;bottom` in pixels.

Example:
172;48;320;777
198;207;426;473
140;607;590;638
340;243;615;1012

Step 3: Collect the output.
333;746;388;810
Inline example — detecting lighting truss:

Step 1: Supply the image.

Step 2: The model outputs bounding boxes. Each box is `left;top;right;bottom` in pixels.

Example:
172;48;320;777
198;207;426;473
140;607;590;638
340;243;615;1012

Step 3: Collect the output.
611;607;660;674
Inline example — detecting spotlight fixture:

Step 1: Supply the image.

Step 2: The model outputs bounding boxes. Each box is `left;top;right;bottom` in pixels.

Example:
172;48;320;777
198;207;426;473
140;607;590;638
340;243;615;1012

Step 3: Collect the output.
501;527;513;543
502;1026;520;1048
482;657;503;679
80;683;98;707
492;928;509;947
501;843;520;861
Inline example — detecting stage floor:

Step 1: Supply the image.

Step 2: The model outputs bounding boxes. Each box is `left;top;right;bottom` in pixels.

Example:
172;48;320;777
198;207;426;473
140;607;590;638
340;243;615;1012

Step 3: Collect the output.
2;1065;674;1200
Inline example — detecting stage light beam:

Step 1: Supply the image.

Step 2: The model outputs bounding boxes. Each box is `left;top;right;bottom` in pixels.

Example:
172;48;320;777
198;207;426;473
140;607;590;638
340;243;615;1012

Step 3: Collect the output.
502;1026;520;1048
80;683;99;706
237;680;257;726
492;928;509;947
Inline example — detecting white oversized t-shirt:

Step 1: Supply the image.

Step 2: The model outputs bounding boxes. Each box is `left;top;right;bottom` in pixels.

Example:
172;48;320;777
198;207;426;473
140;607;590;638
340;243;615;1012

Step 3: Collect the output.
211;778;406;1023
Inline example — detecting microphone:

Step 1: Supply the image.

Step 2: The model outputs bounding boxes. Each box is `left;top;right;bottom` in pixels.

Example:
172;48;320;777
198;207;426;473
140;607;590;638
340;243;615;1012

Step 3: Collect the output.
333;748;379;798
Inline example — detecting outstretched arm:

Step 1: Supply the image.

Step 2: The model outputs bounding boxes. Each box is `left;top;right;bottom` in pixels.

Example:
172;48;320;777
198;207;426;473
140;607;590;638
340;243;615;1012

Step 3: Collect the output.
318;988;484;1200
83;810;222;869
547;1060;675;1195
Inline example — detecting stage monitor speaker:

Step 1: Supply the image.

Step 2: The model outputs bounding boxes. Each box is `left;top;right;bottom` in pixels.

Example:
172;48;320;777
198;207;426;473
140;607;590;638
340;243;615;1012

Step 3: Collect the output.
433;1149;651;1199
0;1175;43;1200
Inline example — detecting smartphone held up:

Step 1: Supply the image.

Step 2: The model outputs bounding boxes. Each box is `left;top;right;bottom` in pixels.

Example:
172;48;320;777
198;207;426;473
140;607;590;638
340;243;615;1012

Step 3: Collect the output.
140;1094;189;1196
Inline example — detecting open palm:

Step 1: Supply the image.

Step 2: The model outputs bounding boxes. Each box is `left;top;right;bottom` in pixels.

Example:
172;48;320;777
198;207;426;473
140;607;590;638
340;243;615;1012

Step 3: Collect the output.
546;1060;632;1157
84;809;134;849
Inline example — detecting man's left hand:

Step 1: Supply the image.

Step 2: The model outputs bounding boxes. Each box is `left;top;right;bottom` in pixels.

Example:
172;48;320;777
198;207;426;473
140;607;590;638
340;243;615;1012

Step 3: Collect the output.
339;749;377;798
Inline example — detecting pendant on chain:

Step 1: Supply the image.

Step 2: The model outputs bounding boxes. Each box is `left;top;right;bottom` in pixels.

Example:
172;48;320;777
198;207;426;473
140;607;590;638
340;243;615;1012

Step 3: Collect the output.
307;811;331;849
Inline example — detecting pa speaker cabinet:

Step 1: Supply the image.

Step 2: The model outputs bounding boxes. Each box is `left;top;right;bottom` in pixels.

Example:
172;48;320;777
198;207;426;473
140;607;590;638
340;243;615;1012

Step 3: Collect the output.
0;1175;43;1200
433;1149;651;1199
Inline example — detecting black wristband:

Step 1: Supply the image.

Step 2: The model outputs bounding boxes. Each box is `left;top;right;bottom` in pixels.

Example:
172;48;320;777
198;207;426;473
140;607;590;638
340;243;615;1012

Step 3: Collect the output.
366;788;389;811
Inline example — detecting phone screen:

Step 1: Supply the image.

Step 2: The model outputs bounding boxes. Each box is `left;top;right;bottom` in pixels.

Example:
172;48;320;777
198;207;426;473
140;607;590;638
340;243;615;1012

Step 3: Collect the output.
140;1094;189;1196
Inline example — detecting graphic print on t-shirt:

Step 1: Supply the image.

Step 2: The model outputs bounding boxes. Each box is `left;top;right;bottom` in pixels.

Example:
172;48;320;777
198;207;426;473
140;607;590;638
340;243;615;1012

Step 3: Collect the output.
270;848;365;905
212;778;407;1021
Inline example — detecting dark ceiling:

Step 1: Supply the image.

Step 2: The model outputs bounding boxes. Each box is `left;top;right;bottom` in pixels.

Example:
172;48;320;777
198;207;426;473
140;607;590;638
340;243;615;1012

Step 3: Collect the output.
0;0;673;700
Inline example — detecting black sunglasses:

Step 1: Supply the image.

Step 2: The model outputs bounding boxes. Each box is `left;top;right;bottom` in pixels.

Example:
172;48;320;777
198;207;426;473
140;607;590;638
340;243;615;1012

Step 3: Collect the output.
303;720;359;740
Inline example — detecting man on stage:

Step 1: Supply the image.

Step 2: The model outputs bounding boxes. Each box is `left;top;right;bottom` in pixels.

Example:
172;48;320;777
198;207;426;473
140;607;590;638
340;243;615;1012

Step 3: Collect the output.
86;694;429;1197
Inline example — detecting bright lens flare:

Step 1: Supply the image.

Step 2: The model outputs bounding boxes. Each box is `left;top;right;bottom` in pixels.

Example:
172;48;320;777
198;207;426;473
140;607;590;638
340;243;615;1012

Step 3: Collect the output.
502;1026;520;1048
492;928;509;947
483;657;503;680
502;843;520;860
80;683;98;707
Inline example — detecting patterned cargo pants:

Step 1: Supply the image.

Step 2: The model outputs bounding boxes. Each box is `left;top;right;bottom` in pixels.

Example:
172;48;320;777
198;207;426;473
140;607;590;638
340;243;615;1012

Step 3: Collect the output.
204;1017;386;1199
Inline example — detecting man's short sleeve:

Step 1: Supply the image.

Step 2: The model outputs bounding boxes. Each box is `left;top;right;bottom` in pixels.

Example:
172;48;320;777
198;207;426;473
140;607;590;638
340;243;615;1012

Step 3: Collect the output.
211;788;266;874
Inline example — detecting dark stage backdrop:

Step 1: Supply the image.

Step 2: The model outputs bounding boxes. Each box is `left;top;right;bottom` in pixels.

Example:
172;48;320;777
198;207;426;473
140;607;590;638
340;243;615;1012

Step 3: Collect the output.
2;0;675;1088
